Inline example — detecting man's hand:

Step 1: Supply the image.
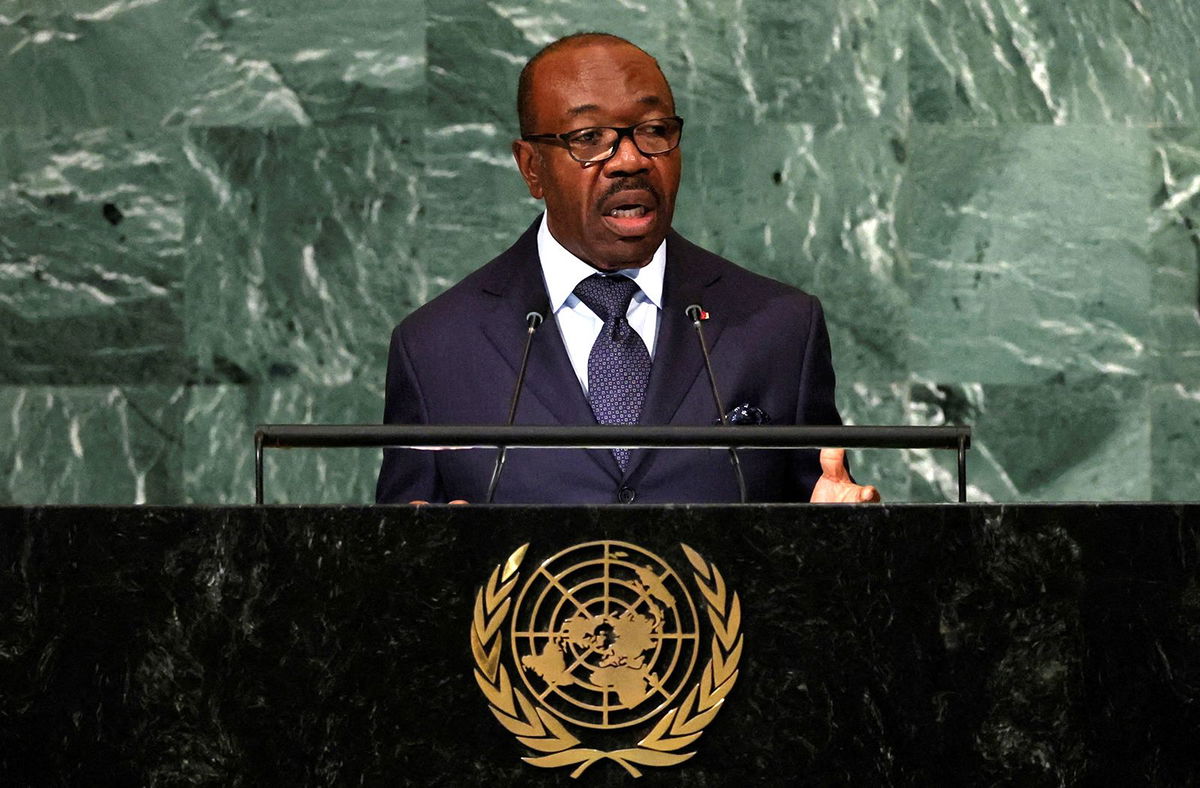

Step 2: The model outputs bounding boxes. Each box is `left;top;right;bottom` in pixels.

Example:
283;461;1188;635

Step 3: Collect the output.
408;500;469;505
809;448;881;503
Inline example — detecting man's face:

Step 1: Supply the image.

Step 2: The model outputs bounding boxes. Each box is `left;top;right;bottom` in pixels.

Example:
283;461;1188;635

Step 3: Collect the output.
513;42;682;271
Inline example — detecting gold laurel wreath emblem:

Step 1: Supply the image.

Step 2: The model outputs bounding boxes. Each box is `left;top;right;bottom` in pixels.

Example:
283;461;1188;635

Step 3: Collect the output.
470;543;742;778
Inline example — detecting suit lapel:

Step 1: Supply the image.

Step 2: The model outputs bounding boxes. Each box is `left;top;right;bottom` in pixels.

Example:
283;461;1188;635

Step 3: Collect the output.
478;217;620;480
625;232;726;479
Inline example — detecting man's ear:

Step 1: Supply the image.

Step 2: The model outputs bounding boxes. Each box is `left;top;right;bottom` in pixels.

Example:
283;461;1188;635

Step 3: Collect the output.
512;139;544;200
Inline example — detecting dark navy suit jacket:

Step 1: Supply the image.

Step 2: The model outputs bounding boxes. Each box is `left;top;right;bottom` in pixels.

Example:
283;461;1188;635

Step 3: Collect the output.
375;217;842;504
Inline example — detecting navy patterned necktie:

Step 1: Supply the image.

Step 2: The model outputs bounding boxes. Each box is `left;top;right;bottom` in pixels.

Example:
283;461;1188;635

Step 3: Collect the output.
572;273;652;471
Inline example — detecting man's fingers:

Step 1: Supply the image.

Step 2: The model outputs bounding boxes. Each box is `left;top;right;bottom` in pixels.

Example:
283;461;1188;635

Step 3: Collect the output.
448;499;469;505
819;447;851;481
859;485;880;503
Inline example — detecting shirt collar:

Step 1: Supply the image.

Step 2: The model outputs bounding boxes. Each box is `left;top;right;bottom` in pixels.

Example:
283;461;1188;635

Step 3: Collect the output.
537;212;666;312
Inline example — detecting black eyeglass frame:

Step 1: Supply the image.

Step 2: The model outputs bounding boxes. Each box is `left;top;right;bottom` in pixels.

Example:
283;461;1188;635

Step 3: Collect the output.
521;116;685;163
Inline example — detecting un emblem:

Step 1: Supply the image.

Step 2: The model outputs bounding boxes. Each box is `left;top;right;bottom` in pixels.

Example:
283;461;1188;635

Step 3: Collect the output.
470;541;742;778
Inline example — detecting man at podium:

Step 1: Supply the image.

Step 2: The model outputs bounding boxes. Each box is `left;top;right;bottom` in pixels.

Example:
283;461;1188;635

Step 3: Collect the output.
376;32;879;505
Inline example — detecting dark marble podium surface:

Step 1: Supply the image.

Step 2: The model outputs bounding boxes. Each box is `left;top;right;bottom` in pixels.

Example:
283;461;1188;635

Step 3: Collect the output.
2;504;1198;786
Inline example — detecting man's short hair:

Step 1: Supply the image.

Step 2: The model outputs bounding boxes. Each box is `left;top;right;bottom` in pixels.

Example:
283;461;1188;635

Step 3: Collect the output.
516;32;673;136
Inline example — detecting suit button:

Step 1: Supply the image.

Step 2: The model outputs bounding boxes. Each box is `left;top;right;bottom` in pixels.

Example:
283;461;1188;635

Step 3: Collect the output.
618;487;636;504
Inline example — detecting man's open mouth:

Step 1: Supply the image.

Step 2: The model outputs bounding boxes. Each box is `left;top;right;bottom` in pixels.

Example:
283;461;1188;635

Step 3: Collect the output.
608;204;647;218
600;191;658;236
601;205;656;236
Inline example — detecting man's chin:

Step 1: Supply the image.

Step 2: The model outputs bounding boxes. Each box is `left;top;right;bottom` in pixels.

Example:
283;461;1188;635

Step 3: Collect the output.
589;237;661;270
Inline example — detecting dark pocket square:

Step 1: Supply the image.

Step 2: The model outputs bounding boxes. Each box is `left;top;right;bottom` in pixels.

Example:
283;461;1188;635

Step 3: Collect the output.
716;403;771;425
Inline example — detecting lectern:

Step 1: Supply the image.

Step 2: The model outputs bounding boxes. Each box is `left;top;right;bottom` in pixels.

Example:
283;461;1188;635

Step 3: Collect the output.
3;503;1198;785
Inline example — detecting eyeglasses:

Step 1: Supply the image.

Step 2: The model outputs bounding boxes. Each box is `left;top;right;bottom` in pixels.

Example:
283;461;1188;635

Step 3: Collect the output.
521;116;684;163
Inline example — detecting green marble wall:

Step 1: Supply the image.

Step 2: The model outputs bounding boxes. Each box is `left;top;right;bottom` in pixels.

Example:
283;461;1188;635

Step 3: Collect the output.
2;0;1198;504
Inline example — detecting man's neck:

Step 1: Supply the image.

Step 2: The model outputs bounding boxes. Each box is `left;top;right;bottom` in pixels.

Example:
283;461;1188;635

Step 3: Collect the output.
537;213;667;312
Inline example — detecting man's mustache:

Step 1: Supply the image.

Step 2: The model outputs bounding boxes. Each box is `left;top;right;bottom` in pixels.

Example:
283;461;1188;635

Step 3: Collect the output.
596;178;660;208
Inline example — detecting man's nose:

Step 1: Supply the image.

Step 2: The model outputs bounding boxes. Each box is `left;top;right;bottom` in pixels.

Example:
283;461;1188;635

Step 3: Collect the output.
603;133;651;176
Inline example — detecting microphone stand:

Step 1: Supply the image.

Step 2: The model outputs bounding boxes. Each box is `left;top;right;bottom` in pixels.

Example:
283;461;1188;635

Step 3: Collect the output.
485;311;543;503
686;305;748;503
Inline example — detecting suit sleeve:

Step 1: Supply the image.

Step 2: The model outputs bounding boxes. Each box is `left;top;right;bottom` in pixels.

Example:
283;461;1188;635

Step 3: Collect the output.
375;323;442;503
792;296;843;499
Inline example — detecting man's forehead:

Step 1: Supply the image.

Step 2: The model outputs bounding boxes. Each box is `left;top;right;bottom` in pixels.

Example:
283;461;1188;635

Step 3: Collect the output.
562;94;669;119
530;42;672;119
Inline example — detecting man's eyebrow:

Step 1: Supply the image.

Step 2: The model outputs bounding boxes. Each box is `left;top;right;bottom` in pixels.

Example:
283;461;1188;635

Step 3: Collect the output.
566;103;601;117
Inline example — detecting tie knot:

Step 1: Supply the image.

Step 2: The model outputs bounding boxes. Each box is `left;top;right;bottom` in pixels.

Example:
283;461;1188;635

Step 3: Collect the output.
572;274;641;323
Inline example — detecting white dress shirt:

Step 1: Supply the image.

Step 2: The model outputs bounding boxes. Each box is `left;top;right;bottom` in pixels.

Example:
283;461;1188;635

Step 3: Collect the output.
537;213;665;395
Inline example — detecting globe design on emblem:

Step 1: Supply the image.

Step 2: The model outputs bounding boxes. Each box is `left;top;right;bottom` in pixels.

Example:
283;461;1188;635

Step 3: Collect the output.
510;541;700;729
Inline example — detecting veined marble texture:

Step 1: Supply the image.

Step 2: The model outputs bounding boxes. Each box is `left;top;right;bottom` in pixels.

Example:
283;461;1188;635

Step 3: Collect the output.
1;0;1199;502
911;0;1200;124
184;384;381;504
1150;127;1200;499
898;124;1150;385
0;386;183;504
0;0;425;130
1;126;184;384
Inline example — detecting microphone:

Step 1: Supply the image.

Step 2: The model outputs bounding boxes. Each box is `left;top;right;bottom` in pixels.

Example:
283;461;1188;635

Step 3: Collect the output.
685;304;748;503
485;311;543;503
